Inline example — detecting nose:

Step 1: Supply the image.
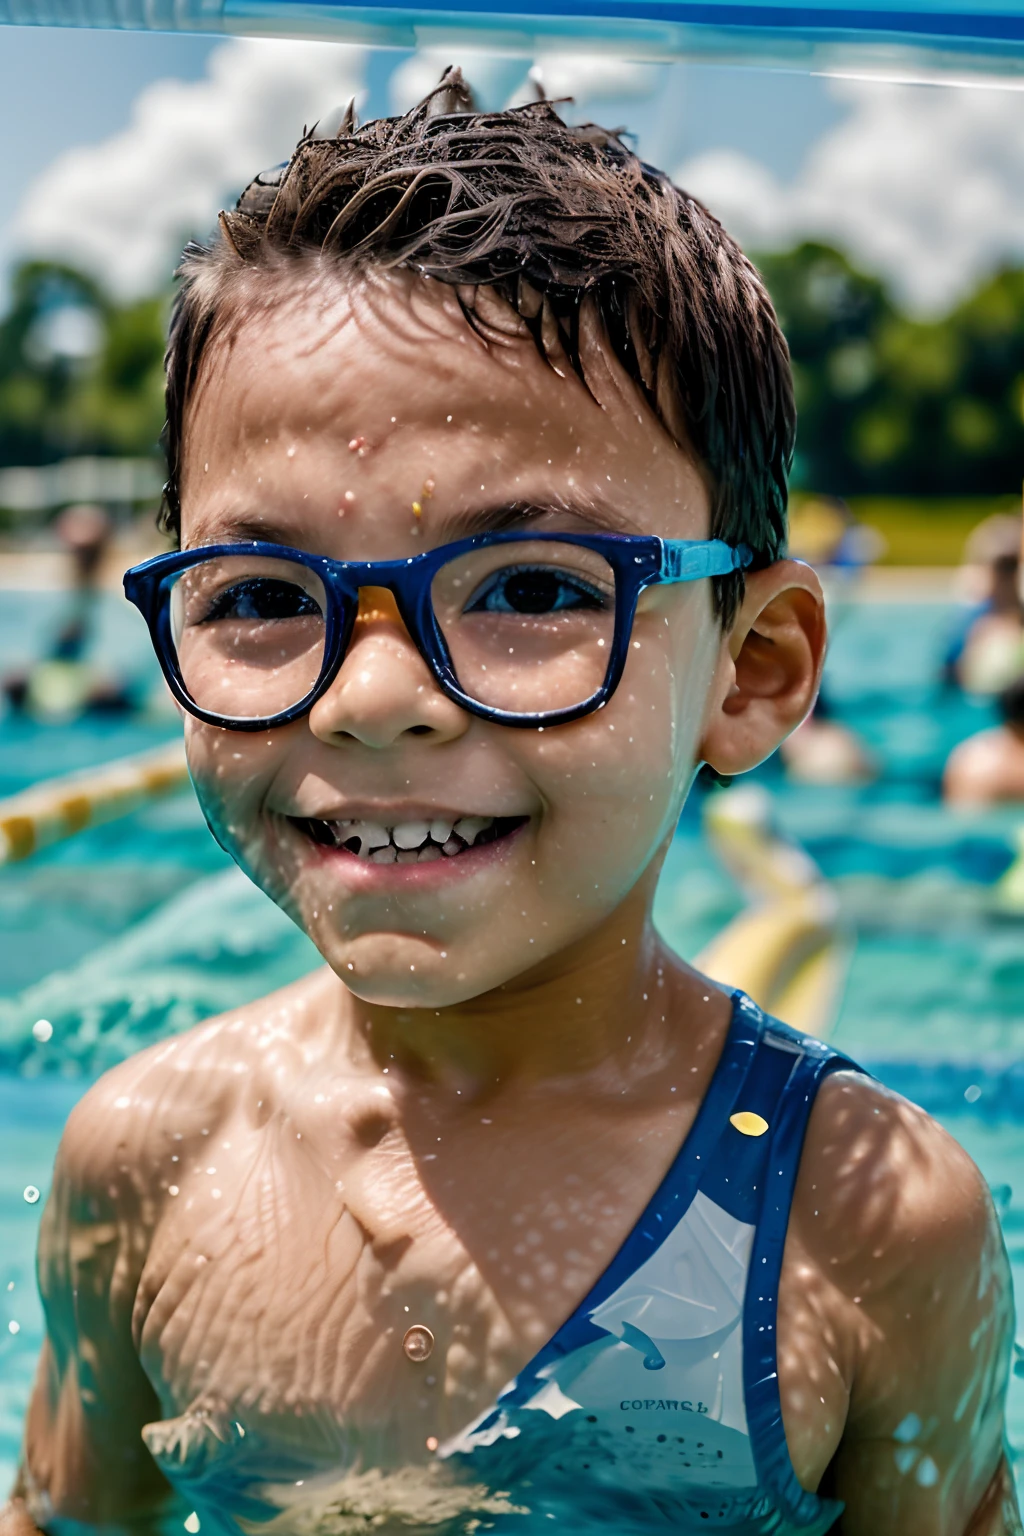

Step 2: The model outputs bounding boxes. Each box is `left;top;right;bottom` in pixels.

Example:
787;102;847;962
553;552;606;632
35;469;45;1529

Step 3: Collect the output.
307;587;469;749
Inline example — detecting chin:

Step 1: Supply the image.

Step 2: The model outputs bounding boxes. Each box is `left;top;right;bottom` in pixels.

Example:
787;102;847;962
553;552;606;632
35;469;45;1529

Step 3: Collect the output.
311;927;528;1009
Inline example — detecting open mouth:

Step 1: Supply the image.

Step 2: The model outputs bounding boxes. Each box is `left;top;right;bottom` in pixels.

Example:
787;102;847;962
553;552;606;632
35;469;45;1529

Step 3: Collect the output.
291;814;528;864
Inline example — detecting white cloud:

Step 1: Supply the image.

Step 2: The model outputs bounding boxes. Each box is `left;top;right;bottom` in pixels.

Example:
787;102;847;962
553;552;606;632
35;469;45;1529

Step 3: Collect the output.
388;46;660;116
13;38;657;302
12;38;366;301
517;54;663;108
18;45;1021;318
388;48;530;114
676;77;1024;315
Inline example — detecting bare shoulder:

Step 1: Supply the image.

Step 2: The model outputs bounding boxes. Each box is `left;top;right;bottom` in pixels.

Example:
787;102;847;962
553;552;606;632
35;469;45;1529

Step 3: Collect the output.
778;1067;1013;1514
784;1076;1018;1531
794;1069;995;1284
56;965;339;1200
788;1066;1009;1438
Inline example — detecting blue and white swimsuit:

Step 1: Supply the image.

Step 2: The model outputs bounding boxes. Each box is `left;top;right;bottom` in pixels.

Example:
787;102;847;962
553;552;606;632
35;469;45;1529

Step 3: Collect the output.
439;991;860;1534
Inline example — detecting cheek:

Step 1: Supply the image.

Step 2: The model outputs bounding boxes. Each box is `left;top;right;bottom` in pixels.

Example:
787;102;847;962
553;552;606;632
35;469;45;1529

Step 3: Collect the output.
185;723;293;885
517;609;715;881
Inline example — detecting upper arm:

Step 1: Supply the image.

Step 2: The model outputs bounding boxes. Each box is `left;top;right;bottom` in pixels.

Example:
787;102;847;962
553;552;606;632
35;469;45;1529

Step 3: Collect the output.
822;1096;1020;1535
17;1077;173;1531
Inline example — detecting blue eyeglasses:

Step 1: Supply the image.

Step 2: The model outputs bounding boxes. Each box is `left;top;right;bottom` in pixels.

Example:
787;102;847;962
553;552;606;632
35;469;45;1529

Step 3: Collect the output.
123;530;752;732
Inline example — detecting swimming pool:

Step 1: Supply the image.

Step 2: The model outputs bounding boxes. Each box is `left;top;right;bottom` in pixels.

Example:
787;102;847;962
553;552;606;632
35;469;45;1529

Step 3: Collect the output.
2;587;1023;1498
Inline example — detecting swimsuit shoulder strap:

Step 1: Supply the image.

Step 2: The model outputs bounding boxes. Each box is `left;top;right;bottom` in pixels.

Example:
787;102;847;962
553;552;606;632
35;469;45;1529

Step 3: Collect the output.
719;993;865;1528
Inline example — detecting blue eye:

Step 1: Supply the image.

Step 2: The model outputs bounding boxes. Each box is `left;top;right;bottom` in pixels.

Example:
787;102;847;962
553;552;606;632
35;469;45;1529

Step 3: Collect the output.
203;578;322;623
467;565;608;617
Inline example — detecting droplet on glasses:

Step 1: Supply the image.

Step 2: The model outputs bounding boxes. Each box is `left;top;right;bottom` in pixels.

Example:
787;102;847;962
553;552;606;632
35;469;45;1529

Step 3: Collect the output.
23;1186;40;1205
403;1325;434;1362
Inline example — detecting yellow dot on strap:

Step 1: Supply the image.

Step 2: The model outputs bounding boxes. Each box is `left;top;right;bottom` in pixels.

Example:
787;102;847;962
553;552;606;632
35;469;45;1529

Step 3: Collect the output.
730;1111;769;1137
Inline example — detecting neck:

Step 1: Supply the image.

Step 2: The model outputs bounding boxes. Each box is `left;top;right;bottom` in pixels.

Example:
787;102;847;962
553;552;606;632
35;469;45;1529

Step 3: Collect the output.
344;866;712;1099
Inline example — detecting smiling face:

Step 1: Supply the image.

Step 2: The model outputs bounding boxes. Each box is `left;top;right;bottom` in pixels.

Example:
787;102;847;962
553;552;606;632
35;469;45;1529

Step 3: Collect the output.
177;264;728;1007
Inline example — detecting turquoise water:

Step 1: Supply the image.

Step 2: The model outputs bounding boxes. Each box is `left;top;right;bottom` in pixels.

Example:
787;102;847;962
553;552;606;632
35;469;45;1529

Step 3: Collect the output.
2;590;1024;1497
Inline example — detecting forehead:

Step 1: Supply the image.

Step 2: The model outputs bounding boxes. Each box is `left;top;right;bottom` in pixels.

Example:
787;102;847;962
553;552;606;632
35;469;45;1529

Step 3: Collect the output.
180;266;709;549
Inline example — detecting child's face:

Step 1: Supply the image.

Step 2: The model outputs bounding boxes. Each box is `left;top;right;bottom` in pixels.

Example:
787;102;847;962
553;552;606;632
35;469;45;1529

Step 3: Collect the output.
179;268;730;1007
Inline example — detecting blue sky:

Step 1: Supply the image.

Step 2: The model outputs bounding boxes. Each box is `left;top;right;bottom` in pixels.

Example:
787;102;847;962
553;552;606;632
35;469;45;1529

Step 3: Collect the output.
0;26;845;290
1;25;1022;315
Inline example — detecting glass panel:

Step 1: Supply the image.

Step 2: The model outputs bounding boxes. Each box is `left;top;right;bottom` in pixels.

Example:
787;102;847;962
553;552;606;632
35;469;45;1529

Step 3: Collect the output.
168;554;327;719
430;540;617;714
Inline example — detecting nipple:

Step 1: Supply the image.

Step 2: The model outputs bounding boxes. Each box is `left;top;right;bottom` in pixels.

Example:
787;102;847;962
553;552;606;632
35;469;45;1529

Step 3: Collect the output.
403;1325;435;1362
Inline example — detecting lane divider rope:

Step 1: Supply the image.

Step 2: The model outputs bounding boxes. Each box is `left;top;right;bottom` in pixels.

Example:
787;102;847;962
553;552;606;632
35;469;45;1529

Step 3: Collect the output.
0;739;189;865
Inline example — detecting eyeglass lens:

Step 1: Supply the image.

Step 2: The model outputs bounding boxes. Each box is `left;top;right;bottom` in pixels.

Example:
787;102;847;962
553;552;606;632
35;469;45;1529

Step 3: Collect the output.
165;541;618;721
169;554;329;719
430;540;617;714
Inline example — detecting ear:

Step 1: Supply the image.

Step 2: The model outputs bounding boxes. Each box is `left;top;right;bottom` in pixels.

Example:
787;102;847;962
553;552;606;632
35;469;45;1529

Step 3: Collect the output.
698;560;827;776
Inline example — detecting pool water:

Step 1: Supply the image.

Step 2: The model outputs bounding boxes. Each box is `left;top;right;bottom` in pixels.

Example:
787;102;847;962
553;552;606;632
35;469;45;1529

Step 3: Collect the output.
2;589;1024;1499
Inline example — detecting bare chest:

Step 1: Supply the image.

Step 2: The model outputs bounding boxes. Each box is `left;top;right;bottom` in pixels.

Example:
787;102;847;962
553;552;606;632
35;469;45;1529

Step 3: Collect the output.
131;1108;849;1514
133;1112;655;1470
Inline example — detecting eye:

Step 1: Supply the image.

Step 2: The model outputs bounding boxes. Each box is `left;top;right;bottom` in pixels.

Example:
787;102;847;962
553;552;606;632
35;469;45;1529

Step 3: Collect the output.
202;578;322;623
467;565;608;617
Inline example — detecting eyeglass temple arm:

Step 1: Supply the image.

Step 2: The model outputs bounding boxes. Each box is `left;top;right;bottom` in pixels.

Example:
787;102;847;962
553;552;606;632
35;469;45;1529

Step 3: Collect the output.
659;539;754;584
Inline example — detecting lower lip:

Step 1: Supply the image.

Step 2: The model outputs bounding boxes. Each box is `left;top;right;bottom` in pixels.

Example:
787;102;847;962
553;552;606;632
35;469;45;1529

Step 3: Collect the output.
290;821;529;887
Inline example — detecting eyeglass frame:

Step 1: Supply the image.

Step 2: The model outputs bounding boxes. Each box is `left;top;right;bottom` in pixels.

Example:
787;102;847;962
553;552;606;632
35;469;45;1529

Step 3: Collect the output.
123;530;753;733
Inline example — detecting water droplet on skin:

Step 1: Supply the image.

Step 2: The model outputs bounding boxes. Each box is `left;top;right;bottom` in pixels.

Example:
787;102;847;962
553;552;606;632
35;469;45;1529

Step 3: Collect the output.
32;1019;52;1043
403;1325;434;1362
23;1186;40;1205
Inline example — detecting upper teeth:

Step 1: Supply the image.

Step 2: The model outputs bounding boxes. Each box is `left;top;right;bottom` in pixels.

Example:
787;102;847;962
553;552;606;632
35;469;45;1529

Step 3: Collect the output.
453;816;489;843
326;816;500;859
393;820;431;850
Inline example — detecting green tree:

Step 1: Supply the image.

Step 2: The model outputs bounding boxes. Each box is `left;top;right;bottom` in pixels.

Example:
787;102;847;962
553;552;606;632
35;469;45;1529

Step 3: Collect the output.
0;260;166;470
757;245;1024;496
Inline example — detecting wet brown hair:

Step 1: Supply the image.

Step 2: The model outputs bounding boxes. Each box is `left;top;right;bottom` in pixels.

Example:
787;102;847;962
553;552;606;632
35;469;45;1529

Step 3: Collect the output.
161;70;795;623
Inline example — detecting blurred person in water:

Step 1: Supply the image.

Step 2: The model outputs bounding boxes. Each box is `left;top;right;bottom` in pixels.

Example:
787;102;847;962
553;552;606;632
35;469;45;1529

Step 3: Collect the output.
2;71;1018;1536
943;512;1023;696
944;673;1024;805
1;503;136;720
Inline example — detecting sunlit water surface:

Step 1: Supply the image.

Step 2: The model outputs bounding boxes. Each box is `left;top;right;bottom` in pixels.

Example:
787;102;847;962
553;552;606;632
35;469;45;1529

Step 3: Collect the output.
2;590;1024;1504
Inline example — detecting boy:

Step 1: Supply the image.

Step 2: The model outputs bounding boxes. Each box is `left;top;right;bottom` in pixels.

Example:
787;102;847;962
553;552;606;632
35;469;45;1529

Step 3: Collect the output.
3;74;1018;1536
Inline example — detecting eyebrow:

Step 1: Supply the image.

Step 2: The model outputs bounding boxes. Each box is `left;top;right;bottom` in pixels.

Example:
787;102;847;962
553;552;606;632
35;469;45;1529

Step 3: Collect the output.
433;498;643;542
186;496;642;554
184;514;298;551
